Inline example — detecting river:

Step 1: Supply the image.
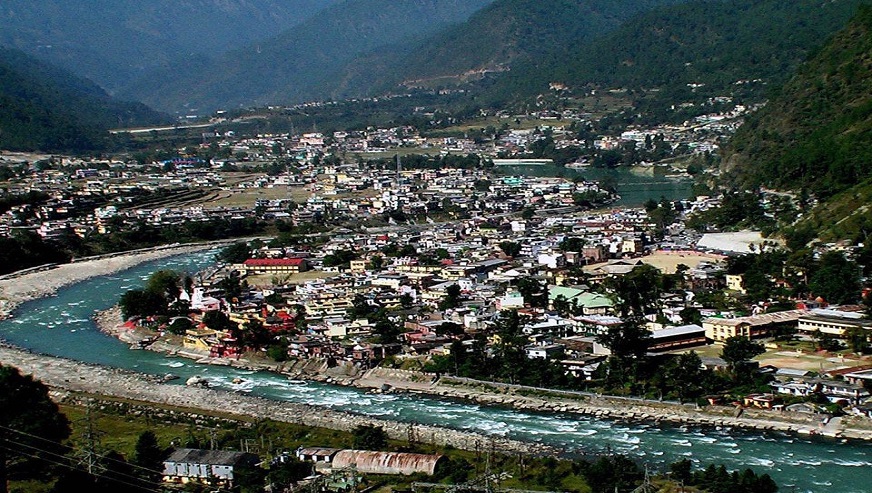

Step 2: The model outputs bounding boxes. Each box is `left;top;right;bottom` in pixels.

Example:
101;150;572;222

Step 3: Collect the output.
0;251;868;492
495;165;694;206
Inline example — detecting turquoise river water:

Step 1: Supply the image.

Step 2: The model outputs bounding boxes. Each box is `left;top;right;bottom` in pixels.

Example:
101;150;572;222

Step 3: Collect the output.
0;251;869;492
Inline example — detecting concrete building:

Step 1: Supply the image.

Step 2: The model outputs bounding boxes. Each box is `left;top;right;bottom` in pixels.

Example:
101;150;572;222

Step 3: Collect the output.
163;448;259;487
703;310;805;342
796;309;872;338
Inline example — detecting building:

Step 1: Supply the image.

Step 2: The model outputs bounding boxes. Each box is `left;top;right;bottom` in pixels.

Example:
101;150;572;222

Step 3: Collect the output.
239;258;309;275
163;448;259;486
725;274;746;294
796;310;872;338
648;324;707;352
703;310;805;342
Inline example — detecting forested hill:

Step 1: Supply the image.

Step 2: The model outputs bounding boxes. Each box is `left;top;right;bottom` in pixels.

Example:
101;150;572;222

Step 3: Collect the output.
0;48;167;152
722;5;872;200
0;0;338;94
119;0;495;113
386;0;686;89
480;0;867;109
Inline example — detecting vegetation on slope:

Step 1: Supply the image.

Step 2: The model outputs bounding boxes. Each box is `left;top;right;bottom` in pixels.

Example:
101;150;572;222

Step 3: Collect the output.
0;48;167;152
724;5;872;200
482;0;867;112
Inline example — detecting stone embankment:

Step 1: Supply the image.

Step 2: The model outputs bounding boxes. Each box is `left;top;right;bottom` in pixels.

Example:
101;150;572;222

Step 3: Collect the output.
0;343;553;455
364;370;872;441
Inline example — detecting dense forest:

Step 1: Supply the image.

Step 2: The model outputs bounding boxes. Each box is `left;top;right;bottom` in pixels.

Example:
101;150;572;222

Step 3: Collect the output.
724;5;872;200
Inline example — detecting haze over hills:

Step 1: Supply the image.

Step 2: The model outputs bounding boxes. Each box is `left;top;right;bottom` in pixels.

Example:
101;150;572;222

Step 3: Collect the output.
0;48;167;152
119;0;496;114
0;0;339;94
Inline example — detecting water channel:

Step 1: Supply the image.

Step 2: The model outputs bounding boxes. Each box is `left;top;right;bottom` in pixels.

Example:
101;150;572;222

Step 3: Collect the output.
495;165;695;206
0;251;868;492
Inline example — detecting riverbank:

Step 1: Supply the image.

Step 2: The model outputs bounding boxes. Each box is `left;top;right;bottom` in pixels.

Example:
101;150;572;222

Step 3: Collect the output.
0;343;552;456
0;241;236;320
93;307;872;442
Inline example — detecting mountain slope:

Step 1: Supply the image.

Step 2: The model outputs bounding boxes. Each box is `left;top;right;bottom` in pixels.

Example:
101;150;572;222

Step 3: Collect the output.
391;0;686;87
0;0;338;94
0;48;167;152
120;0;494;113
481;0;867;108
723;5;872;200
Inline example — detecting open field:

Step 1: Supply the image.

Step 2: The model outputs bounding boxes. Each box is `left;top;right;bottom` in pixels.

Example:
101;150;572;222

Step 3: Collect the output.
425;116;570;136
678;342;872;373
640;251;726;274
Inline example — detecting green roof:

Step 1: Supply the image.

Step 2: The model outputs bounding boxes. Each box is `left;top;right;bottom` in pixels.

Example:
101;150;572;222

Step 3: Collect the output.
548;286;585;301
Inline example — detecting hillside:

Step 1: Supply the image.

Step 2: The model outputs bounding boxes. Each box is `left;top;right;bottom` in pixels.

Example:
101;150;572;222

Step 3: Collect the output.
0;48;167;152
0;0;338;94
723;5;872;200
388;0;686;89
120;0;495;113
481;0;867;111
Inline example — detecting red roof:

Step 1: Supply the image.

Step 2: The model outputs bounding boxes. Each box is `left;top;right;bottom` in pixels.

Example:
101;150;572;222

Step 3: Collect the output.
244;258;305;266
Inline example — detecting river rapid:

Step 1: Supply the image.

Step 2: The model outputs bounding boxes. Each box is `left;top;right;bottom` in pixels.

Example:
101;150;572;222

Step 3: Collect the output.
0;251;868;492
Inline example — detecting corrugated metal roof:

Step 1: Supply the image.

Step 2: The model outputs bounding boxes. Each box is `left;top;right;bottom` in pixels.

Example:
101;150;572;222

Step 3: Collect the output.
165;448;252;466
331;450;444;475
298;447;341;457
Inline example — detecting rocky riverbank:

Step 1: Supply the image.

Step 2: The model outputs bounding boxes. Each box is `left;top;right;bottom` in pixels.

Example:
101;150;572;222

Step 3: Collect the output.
93;308;872;442
0;343;553;456
0;241;236;320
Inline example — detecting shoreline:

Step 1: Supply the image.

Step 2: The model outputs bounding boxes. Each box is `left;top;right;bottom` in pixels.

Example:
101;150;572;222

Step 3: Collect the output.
2;244;871;450
0;342;550;457
0;240;237;320
93;307;872;443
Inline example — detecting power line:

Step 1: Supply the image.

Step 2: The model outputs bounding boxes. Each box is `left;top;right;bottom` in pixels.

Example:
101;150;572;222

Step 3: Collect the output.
0;423;237;493
0;441;161;493
1;435;159;491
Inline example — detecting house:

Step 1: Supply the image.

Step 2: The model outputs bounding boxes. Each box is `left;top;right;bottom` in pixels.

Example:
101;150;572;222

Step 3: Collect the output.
725;274;746;294
525;343;565;360
162;448;259;487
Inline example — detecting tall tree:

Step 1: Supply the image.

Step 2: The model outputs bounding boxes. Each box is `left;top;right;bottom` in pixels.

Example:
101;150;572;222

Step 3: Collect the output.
132;431;165;484
0;365;71;493
720;336;765;380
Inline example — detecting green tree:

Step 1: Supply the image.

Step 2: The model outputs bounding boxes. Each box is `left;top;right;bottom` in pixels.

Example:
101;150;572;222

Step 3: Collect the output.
268;457;312;491
202;310;237;333
368;254;385;271
498;241;522;258
666;351;704;402
118;289;168;319
1;364;71;493
809;251;860;304
145;270;182;300
217;242;251;264
521;207;536;220
720;336;765;380
606;264;663;318
439;284;463;310
351;425;388;450
133;431;165;484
